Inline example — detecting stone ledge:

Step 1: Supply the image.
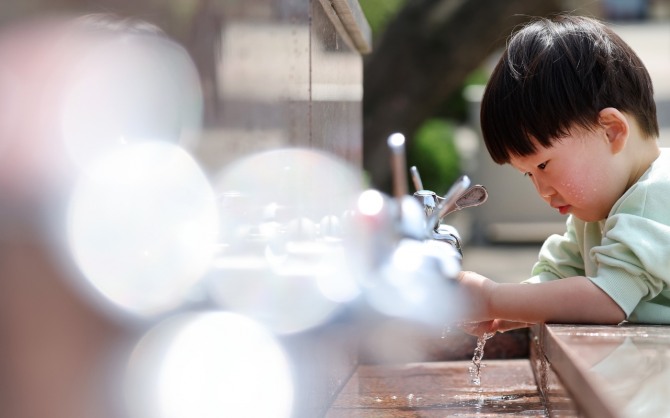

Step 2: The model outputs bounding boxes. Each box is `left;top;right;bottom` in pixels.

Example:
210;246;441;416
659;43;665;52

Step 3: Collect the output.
531;323;670;418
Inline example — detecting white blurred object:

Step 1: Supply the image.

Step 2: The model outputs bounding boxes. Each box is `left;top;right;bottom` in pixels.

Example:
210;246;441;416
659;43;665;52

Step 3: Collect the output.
61;27;203;169
67;142;219;318
365;238;462;326
125;311;293;418
209;148;366;334
0;15;204;212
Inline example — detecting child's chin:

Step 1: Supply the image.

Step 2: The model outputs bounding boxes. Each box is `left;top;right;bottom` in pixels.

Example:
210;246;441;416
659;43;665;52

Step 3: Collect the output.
574;212;607;223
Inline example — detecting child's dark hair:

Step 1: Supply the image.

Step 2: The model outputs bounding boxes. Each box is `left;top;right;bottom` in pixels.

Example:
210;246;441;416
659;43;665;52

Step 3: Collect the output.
480;15;659;164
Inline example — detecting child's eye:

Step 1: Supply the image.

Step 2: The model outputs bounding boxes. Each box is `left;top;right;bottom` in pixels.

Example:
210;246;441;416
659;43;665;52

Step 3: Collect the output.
523;161;548;177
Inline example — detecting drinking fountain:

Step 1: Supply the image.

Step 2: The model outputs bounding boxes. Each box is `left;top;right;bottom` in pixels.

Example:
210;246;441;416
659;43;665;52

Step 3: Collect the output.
354;133;489;327
385;132;488;261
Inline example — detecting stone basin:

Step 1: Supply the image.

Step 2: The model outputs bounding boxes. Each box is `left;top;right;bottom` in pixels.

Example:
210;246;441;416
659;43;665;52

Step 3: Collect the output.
325;323;670;417
326;359;546;417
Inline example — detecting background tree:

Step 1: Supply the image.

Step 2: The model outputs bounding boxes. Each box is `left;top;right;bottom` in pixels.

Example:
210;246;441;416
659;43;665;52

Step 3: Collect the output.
361;0;564;192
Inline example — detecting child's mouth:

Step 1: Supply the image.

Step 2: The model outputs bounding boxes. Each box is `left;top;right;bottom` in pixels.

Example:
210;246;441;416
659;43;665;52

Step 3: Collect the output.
558;205;570;215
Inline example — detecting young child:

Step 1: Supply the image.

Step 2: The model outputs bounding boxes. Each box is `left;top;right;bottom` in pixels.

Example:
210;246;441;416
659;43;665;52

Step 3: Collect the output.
457;14;670;334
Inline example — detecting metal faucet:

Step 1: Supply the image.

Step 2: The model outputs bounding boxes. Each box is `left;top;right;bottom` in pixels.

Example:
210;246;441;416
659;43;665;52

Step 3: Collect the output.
354;132;489;325
383;132;489;260
409;165;488;257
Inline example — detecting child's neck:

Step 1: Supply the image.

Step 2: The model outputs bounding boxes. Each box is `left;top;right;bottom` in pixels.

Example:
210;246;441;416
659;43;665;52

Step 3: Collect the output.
626;135;660;190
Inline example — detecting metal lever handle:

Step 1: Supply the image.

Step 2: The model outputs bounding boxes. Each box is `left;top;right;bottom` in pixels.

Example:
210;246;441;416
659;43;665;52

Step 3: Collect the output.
440;184;488;218
426;175;471;232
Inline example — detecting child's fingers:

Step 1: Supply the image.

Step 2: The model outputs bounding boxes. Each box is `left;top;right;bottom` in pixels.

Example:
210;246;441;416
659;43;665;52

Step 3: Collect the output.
492;319;533;333
458;320;496;336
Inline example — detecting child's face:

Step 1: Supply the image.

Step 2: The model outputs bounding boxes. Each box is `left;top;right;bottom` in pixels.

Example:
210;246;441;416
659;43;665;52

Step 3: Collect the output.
509;125;628;222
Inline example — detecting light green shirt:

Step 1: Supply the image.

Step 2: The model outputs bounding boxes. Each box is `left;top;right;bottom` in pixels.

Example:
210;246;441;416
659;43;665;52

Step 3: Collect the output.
526;148;670;324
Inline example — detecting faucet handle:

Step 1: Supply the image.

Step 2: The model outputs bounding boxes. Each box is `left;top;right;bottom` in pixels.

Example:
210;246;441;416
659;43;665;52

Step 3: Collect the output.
426;175;471;232
440;184;488;218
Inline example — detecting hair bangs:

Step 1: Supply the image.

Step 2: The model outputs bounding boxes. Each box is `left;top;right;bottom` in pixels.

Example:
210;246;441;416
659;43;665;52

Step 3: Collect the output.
480;17;609;164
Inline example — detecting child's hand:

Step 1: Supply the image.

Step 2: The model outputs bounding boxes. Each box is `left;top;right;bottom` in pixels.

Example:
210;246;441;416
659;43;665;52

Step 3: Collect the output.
492;319;534;332
457;319;533;337
456;270;498;322
457;320;497;337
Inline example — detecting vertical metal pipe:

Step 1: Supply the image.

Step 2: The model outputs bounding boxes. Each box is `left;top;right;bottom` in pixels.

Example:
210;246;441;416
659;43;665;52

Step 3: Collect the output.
387;132;408;201
410;166;424;192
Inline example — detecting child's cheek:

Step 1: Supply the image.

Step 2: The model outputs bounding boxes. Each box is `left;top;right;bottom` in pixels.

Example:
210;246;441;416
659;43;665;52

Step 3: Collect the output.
558;168;591;204
560;164;608;207
560;179;586;203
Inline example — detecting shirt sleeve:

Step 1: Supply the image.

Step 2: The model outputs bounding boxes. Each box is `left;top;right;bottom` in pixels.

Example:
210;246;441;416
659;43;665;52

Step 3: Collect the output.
590;213;670;317
525;215;586;283
589;182;670;318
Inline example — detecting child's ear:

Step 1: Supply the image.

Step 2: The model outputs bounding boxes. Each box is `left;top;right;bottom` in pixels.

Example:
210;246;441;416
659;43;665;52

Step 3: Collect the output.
598;107;629;154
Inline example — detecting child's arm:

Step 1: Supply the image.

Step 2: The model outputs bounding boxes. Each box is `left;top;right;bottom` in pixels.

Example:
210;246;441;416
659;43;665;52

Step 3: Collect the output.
457;270;626;326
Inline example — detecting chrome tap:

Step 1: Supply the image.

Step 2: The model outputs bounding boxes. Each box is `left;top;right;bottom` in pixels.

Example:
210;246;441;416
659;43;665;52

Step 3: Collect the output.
353;132;489;325
410;167;488;256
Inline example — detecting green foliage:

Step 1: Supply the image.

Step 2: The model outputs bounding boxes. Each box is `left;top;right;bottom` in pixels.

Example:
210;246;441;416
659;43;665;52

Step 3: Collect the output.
407;118;461;195
358;0;405;39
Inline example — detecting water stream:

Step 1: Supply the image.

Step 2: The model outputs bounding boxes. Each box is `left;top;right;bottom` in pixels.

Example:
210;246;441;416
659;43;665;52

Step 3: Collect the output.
469;332;494;386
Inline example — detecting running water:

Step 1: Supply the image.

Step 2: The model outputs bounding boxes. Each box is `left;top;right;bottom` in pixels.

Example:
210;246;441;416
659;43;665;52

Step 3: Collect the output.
469;332;494;386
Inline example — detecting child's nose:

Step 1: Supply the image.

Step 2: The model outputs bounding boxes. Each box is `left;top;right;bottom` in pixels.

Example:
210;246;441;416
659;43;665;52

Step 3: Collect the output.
533;178;555;200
